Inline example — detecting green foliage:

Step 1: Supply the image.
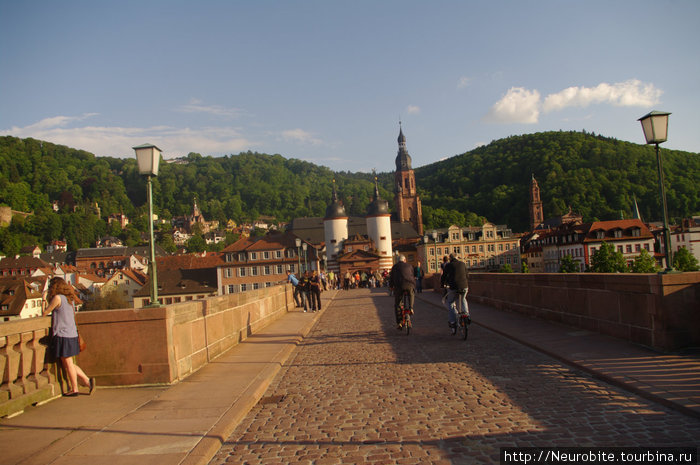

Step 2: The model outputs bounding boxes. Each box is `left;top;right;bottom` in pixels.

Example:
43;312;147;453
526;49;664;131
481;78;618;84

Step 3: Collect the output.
558;254;579;273
590;242;628;273
415;131;700;232
631;248;659;273
186;234;207;253
1;132;699;255
499;264;514;273
673;247;700;272
82;288;129;311
520;259;529;273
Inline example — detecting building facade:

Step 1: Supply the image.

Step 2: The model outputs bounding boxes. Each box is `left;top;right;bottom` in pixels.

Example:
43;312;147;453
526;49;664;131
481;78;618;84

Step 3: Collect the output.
418;223;521;273
218;231;318;294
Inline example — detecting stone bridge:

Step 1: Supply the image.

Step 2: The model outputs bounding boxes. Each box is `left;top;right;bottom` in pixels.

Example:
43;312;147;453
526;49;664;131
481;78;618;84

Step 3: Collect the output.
1;274;699;464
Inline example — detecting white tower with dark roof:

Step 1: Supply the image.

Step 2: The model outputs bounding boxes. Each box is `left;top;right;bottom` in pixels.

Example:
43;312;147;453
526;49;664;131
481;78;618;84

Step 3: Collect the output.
323;180;349;273
366;177;393;271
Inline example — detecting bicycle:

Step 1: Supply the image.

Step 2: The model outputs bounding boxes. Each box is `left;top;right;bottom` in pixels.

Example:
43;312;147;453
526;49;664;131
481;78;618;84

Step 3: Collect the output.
455;289;470;340
398;289;412;335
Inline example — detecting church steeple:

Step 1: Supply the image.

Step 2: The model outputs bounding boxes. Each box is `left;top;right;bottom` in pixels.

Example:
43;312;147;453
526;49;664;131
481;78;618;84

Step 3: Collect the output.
393;124;423;235
395;122;413;171
529;174;544;231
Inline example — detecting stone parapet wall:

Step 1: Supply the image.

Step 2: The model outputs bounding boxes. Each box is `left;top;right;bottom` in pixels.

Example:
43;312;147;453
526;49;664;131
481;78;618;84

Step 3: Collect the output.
0;284;294;417
466;272;700;352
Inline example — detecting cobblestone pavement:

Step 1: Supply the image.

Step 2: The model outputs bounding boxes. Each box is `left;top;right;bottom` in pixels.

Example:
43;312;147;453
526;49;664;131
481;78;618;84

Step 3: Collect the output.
209;288;700;465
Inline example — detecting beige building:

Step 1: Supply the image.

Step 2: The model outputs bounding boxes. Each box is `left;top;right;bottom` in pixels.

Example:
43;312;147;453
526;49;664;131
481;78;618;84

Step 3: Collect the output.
219;231;318;294
418;223;521;273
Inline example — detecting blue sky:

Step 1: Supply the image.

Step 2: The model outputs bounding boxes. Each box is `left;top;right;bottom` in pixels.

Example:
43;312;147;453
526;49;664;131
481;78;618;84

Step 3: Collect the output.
2;1;699;173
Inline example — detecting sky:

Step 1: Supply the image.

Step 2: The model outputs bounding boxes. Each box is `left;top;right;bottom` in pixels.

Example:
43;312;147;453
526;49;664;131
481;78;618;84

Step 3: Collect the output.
1;1;699;173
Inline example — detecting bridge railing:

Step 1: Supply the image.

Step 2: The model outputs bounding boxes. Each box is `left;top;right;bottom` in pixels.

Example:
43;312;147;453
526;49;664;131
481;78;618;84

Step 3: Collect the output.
0;284;294;418
466;271;700;352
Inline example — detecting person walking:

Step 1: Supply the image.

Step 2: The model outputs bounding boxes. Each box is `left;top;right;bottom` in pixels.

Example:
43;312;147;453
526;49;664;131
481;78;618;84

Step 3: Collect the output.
414;261;424;293
42;277;95;396
390;255;416;330
309;270;322;312
440;253;471;335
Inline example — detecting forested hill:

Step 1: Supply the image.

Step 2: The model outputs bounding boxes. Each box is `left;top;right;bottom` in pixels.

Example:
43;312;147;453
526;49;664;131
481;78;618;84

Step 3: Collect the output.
415;131;699;232
0;131;698;253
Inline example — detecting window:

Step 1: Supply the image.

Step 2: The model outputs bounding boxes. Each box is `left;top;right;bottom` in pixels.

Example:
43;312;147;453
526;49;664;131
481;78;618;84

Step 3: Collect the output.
635;244;641;252
429;248;435;256
472;246;476;252
263;251;270;259
276;265;283;274
505;243;510;250
614;230;622;239
251;266;259;276
225;268;233;278
275;250;282;258
250;252;257;260
264;265;271;275
240;284;247;292
239;267;247;277
617;246;623;253
479;245;484;252
453;247;460;254
253;283;260;290
498;244;503;251
626;245;632;253
644;244;650;251
228;285;235;294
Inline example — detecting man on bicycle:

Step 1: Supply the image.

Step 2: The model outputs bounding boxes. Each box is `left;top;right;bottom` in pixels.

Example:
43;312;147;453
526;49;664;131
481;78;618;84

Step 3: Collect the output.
390;255;416;329
441;253;471;335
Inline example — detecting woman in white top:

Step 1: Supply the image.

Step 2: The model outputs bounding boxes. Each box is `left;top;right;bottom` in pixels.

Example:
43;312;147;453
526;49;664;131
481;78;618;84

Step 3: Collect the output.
43;277;95;397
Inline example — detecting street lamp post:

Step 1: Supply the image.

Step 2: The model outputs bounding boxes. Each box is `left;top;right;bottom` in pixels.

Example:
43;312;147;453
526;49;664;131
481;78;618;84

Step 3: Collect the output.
431;230;439;273
638;111;673;272
133;143;162;307
302;242;308;272
295;238;302;274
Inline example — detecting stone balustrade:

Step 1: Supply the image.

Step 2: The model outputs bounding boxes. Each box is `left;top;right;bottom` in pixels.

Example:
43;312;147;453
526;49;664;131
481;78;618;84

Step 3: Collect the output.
465;271;700;352
1;284;295;418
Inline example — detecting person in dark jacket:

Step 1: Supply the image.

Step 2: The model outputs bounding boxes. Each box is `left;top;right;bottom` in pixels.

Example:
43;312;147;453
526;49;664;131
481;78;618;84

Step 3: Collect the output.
414;261;424;293
440;253;471;335
390;255;416;329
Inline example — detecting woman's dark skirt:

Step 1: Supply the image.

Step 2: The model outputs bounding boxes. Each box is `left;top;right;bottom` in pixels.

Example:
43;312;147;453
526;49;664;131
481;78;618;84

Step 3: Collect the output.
50;336;80;359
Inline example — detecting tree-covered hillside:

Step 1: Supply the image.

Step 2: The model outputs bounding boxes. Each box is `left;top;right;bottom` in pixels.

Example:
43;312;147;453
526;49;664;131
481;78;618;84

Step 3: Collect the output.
0;131;698;254
415;131;699;232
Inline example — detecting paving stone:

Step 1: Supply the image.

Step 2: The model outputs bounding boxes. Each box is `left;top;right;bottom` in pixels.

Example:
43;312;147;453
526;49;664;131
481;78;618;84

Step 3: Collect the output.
209;289;700;465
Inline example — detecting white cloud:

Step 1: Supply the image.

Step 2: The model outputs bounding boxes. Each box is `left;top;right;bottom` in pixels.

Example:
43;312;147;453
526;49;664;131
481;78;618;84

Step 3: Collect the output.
177;98;243;118
2;114;254;158
485;79;662;124
457;76;471;89
484;87;541;124
406;105;421;115
542;79;662;113
282;128;322;146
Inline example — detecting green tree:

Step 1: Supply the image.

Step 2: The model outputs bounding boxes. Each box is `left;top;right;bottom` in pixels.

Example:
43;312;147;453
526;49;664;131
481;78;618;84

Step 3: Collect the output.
186;234;206;253
559;254;579;273
81;288;129;310
499;264;514;273
590;242;627;273
157;232;177;254
521;259;529;273
631;248;659;273
673;247;700;272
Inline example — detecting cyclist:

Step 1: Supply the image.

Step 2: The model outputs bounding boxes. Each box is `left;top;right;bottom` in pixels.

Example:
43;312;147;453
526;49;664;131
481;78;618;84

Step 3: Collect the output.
390;254;416;330
441;253;471;335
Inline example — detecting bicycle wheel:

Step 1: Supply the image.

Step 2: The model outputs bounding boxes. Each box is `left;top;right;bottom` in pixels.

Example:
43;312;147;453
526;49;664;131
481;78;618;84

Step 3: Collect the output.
460;315;468;340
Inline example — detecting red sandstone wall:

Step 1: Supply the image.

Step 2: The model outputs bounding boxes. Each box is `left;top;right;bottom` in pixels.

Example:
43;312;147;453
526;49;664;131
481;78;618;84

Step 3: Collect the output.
0;284;295;418
467;272;700;352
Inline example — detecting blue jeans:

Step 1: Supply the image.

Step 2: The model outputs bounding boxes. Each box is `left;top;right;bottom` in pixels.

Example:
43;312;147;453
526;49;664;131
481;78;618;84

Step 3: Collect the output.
446;288;469;326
